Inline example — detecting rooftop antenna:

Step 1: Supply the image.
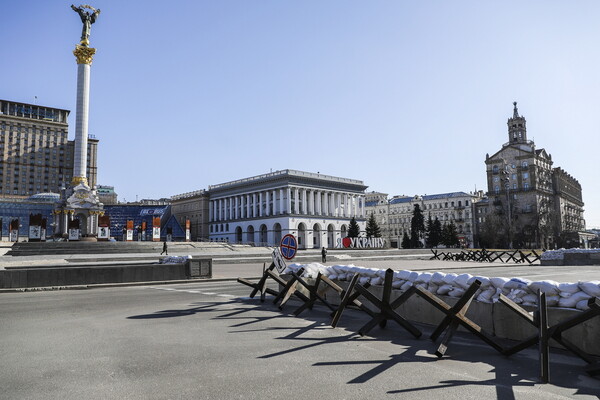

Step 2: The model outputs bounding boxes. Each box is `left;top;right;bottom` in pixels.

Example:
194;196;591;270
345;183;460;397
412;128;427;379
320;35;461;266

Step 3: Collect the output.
33;96;37;105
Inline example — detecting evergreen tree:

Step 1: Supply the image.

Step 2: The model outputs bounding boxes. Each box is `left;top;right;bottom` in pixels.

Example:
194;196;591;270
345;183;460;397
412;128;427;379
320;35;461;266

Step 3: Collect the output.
366;213;382;238
347;217;360;238
410;204;425;248
425;215;434;247
401;232;411;249
442;222;460;248
431;217;442;248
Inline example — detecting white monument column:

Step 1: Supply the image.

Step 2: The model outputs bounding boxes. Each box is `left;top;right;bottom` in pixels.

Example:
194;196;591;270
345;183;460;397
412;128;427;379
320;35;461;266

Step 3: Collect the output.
279;189;284;215
71;45;97;187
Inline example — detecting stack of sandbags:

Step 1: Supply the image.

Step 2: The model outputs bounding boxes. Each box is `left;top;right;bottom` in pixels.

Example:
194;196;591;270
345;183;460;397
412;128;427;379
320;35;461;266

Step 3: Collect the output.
282;263;599;311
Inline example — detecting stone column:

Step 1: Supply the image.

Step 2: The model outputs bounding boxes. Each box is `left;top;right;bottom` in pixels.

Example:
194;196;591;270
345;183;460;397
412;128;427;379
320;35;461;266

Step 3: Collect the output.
286;188;291;214
259;192;263;217
265;191;270;216
246;194;251;218
302;189;307;214
252;193;257;218
235;196;239;219
329;192;334;217
294;188;299;214
279;188;284;215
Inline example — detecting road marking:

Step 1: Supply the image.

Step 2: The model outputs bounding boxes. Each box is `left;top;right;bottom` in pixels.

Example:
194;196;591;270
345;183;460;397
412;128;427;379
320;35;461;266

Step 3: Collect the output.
144;286;238;298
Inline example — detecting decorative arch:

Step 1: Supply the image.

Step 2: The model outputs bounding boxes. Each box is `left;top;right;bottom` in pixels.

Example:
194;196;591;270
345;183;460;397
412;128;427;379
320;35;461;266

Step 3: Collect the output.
259;224;268;244
313;223;321;249
273;223;282;245
247;225;255;244
297;222;307;249
327;224;335;248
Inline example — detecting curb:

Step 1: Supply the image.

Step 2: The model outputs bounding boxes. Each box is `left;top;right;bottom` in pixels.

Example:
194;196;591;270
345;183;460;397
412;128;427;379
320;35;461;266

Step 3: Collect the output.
0;276;262;293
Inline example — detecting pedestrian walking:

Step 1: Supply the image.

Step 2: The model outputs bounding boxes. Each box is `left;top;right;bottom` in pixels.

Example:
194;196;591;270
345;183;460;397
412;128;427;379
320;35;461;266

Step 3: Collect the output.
161;241;168;255
321;246;327;263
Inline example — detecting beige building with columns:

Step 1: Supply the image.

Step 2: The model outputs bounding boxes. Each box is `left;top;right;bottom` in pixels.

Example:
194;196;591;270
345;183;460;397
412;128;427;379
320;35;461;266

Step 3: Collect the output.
208;169;367;248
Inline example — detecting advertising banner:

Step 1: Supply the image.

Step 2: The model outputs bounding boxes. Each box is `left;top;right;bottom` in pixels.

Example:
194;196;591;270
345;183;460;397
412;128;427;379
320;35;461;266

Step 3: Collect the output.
68;219;80;241
152;217;161;241
98;215;110;241
126;220;134;242
28;214;42;241
9;218;19;242
141;221;147;241
68;229;80;241
185;220;191;242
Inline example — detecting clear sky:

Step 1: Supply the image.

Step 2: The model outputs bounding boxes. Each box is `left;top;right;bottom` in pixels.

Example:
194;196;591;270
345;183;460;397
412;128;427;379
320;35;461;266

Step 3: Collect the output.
3;1;600;227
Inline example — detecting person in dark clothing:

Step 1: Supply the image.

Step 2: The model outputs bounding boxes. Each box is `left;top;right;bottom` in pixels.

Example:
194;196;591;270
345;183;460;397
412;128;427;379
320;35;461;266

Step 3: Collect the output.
161;241;168;255
321;247;327;263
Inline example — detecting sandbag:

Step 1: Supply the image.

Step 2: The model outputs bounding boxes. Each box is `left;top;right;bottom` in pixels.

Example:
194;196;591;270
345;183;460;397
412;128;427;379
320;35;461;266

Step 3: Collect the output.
407;271;419;282
558;291;592;308
467;276;491;288
427;283;439;294
395;270;412;281
370;277;383;286
576;299;590;311
557;282;580;294
490;277;510;289
453;273;473;289
579;281;600;297
392;280;404;289
437;284;453;295
476;287;496;303
400;281;413;291
504;278;531;290
442;273;458;285
447;288;466;297
430;272;446;286
415;273;432;284
528;280;560;296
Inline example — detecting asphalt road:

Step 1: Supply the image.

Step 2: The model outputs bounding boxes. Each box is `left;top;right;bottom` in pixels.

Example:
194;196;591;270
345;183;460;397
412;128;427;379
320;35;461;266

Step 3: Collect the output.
1;280;599;399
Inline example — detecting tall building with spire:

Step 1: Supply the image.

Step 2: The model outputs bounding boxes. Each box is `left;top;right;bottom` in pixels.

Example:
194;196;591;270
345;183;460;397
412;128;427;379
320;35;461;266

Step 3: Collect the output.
476;102;586;248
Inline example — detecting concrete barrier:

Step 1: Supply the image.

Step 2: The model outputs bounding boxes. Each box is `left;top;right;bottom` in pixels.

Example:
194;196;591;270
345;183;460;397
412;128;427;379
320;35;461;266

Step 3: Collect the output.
0;263;187;289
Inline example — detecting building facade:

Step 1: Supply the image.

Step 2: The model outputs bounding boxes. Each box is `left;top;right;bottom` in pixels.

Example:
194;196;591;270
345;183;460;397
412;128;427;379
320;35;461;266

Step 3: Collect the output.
171;190;209;241
478;102;585;248
96;185;118;205
365;191;483;248
0;99;98;198
208;169;368;248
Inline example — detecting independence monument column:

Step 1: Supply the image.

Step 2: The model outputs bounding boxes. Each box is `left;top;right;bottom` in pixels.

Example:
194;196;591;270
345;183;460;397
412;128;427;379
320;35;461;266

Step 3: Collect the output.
71;4;100;186
54;5;104;240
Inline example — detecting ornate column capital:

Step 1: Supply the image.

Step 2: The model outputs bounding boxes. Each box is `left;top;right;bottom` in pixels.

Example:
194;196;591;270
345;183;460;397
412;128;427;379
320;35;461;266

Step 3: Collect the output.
73;45;96;65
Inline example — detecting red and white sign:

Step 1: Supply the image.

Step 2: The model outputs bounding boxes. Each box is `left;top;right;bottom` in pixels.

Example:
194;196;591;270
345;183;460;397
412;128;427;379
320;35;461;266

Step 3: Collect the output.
337;237;385;249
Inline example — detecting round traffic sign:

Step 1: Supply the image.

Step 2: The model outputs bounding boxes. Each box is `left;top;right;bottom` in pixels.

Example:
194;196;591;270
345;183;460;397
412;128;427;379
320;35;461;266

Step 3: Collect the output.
280;234;298;260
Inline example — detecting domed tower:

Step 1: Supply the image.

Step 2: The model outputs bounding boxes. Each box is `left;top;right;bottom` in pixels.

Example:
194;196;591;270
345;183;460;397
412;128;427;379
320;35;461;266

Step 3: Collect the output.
507;101;527;144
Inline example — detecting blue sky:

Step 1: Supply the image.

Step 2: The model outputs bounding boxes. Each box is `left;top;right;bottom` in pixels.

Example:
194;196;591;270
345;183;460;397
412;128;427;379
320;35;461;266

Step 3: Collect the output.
3;1;600;227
